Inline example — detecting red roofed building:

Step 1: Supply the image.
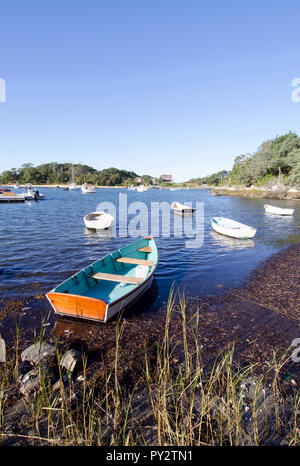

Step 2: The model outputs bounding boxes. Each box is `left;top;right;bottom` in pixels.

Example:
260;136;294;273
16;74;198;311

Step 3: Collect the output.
160;174;173;182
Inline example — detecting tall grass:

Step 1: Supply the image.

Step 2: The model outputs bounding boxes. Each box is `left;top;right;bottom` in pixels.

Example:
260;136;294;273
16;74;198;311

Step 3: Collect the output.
0;291;299;446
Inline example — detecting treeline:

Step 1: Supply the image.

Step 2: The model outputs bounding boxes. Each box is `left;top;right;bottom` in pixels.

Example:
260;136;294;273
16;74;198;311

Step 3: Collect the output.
228;132;300;186
0;163;147;186
188;132;300;187
188;170;229;187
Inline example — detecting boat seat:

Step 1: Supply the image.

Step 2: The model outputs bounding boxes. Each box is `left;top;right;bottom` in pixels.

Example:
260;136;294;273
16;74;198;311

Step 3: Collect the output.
115;257;154;266
138;246;152;253
89;272;144;284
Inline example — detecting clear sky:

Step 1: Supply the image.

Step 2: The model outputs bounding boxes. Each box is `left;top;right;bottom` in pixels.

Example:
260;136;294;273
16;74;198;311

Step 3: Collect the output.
0;0;299;182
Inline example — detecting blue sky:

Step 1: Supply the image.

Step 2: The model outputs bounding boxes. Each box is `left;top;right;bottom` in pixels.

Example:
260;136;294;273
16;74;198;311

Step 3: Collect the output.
0;0;299;182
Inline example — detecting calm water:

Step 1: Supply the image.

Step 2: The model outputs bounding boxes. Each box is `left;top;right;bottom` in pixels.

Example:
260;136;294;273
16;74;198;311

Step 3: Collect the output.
0;187;299;311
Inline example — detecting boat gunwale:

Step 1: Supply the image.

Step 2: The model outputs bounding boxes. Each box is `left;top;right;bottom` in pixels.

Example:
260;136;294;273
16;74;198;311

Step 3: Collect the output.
212;217;256;231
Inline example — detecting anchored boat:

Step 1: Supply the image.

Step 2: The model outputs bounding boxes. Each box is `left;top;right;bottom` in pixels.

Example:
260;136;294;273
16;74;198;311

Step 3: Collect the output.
81;183;96;193
23;188;45;200
84;211;114;230
136;185;148;192
264;204;294;216
211;217;257;239
171;201;195;214
46;237;158;322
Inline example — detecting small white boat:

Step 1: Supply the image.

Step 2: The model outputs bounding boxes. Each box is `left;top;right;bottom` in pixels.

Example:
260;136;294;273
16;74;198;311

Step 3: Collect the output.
128;185;137;191
264;204;294;216
23;188;45;200
136;185;148;192
171;201;195;214
81;183;96;193
84;211;114;230
211;217;257;239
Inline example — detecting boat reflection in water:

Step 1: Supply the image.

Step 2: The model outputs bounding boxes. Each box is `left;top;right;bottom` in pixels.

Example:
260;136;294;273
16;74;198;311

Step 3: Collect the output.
210;231;255;250
52;279;159;339
84;227;114;239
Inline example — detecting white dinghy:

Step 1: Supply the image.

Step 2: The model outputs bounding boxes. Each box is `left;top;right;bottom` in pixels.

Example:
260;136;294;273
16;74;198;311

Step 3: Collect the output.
211;217;257;239
136;185;148;192
171;201;195;214
84;211;114;230
264;204;294;216
81;183;96;193
23;187;45;200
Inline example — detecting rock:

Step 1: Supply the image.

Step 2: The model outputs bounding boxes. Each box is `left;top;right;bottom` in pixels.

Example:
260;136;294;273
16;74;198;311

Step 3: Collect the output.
52;379;63;391
18;360;33;378
280;437;290;446
60;349;82;374
19;358;57;396
0;336;6;363
21;342;56;364
19;368;40;395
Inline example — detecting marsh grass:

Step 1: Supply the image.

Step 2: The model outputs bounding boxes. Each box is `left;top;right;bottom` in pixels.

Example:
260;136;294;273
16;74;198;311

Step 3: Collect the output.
0;291;299;446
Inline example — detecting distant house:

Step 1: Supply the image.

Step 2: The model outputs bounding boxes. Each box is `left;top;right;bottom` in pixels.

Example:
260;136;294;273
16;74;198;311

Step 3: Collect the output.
135;176;142;184
160;174;173;182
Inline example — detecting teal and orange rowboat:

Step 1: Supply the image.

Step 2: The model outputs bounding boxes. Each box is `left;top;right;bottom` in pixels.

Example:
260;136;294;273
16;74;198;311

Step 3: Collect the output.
46;237;158;322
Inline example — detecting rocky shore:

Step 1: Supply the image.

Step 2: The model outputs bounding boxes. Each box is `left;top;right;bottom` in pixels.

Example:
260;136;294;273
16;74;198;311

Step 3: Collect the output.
0;245;300;446
210;184;300;200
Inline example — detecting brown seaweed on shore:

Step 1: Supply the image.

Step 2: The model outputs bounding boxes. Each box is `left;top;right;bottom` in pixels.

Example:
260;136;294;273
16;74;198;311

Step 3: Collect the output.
229;245;300;320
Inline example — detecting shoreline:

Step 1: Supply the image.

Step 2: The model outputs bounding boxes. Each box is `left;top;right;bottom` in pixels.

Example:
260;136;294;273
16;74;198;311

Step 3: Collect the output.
2;183;207;190
209;185;300;200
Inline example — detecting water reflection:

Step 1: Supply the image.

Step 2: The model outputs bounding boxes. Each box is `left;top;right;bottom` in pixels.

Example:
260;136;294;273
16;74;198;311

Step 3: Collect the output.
263;212;294;223
210;231;255;250
84;227;114;239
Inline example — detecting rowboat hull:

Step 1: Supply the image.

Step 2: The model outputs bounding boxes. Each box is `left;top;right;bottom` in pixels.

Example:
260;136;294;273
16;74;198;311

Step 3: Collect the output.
211;217;257;239
81;184;96;193
171;202;195;213
264;204;294;216
84;212;114;230
46;237;158;322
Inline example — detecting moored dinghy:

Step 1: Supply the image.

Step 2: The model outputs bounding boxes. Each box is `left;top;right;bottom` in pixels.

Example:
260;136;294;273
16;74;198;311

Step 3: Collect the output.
46;237;158;322
264;204;294;216
211;217;257;239
81;183;96;193
84;211;114;230
171;201;195;214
